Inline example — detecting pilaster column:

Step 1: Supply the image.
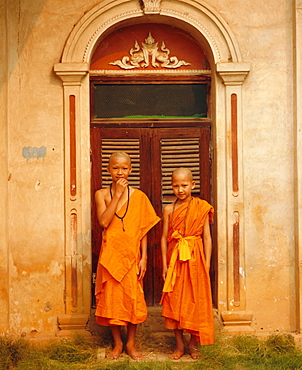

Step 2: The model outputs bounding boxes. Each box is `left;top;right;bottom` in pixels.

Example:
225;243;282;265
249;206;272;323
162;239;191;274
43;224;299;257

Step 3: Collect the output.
216;62;253;332
54;63;91;336
294;1;302;334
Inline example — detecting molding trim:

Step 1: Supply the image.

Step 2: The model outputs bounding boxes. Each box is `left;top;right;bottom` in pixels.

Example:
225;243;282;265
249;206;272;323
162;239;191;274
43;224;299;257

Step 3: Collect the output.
216;62;250;85
60;0;243;65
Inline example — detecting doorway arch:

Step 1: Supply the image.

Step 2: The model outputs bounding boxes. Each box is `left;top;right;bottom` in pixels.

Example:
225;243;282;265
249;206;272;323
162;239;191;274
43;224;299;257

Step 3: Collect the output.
54;0;251;335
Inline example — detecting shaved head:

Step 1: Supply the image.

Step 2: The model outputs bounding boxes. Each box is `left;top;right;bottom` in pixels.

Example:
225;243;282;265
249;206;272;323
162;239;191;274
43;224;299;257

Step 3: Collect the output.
108;152;131;166
172;167;193;182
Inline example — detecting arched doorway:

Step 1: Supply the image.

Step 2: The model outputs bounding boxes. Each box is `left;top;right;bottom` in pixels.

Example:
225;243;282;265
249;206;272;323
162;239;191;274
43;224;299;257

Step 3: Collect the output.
54;0;251;335
90;23;216;306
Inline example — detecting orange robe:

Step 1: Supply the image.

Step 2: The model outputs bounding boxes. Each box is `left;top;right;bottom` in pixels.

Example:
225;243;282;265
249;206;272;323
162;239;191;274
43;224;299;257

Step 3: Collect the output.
95;189;160;326
160;197;214;345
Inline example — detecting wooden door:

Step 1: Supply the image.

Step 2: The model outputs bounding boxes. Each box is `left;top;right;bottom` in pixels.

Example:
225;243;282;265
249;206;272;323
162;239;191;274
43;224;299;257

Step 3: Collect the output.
91;123;215;306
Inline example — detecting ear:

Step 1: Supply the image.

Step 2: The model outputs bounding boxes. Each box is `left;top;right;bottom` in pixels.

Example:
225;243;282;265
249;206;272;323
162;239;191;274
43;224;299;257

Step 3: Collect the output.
191;181;196;189
106;165;110;173
129;166;133;174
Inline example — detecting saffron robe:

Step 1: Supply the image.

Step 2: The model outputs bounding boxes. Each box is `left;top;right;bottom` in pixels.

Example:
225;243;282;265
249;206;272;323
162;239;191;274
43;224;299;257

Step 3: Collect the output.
160;197;214;345
95;189;160;326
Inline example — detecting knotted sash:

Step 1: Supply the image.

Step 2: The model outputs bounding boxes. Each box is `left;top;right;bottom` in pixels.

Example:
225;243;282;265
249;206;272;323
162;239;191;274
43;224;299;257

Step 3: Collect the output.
162;229;200;293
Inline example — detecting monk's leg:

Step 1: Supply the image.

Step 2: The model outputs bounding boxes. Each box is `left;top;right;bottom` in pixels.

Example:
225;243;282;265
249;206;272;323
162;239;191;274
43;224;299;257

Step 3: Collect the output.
126;323;144;360
188;334;201;359
169;329;185;359
106;325;123;359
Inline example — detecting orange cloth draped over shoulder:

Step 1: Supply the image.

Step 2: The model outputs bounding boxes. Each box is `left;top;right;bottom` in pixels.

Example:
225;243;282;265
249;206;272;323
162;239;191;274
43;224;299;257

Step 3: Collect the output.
95;189;160;326
160;197;214;345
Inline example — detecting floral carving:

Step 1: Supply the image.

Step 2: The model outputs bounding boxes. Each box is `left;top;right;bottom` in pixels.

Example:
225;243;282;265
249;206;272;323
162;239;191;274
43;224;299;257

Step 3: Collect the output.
109;32;191;70
142;0;161;14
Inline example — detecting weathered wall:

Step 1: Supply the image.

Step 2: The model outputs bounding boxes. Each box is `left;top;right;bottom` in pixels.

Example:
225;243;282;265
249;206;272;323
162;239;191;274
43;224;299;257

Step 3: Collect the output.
6;0;64;336
225;1;296;331
3;0;99;336
0;0;299;336
0;0;9;333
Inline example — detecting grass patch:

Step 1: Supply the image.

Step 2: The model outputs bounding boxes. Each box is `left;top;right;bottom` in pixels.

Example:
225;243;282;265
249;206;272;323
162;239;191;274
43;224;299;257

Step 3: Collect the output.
197;334;302;370
0;336;31;369
0;333;302;369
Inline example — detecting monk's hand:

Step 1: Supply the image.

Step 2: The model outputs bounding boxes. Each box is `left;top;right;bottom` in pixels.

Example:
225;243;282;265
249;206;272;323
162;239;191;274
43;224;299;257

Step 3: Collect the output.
115;178;128;197
137;258;147;280
162;266;168;281
206;259;211;273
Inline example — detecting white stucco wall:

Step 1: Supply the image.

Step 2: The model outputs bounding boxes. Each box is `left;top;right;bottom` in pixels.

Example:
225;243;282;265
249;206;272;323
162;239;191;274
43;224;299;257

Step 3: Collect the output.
0;0;299;336
0;0;9;334
3;0;99;335
229;1;296;331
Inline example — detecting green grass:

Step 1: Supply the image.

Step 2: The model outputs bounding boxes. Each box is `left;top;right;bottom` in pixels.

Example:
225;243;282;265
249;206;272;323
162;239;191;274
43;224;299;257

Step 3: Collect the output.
1;333;302;369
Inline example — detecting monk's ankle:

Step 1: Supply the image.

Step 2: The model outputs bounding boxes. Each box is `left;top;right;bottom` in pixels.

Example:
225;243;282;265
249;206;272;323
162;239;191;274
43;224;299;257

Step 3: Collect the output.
106;343;123;359
126;342;144;360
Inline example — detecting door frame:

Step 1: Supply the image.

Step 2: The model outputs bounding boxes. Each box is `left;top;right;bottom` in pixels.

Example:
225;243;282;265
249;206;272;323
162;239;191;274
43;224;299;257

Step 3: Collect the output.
54;0;251;334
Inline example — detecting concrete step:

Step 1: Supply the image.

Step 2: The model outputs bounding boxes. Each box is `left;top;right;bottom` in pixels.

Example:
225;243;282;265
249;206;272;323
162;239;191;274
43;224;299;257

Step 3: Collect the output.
88;306;223;336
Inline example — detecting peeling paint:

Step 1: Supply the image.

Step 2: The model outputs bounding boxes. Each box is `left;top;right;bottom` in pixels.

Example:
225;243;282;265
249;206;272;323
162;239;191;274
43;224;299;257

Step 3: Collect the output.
35;180;41;191
10;313;21;329
22;146;47;162
47;260;64;276
267;263;277;267
43;302;52;312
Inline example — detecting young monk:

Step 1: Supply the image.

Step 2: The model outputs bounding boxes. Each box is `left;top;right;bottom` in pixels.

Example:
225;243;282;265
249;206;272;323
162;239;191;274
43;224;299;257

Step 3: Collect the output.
160;167;214;360
95;152;160;360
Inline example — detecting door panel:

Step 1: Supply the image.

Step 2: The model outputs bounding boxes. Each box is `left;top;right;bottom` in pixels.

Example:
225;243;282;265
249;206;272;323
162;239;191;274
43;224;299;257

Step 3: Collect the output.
91;128;157;306
149;127;213;304
91;125;214;306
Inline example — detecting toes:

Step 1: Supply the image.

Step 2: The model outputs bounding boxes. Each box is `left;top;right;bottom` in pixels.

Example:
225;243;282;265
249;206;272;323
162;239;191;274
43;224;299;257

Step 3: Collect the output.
189;347;201;359
168;351;184;360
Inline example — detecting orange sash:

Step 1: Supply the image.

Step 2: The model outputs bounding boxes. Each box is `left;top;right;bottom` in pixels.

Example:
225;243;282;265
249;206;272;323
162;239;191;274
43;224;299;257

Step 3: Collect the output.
162;230;200;293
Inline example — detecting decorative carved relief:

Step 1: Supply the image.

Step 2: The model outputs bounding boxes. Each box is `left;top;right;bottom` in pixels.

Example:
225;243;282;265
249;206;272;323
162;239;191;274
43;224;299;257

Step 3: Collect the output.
109;32;190;70
142;0;161;14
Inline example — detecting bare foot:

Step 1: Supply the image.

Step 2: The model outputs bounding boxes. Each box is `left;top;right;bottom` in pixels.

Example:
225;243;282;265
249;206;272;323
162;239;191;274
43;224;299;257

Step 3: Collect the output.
126;343;144;360
189;346;201;359
168;350;185;360
105;343;123;359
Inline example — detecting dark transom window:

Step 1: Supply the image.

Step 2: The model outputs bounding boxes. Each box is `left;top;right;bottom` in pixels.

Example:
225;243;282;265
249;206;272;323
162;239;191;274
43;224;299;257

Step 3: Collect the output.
92;83;208;119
